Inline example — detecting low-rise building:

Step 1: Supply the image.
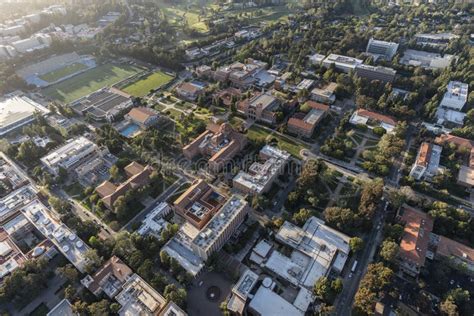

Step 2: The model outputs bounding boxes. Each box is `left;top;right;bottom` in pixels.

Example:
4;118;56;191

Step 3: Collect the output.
409;142;442;180
349;109;397;133
248;282;308;316
0;185;36;224
41;137;101;176
415;32;459;48
237;92;282;125
137;202;171;238
213;87;242;107
354;64;396;83
233;145;290;195
397;206;434;277
227;268;259;315
308;53;326;65
0;93;49;136
47;299;75;316
287;101;329;138
70;87;133;121
439;81;468;111
366;38;399;60
95;162;154;210
125;107;160;129
115;274;167;316
214;59;269;89
183;123;247;173
310;82;337;104
400;49;455;69
0;227;27;281
81;256;133;298
195;65;212;78
430;234;474;273
322;54;363;73
175;81;205;101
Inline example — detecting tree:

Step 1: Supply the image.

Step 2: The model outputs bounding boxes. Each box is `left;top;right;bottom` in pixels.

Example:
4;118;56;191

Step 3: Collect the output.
160;250;170;267
56;264;79;284
292;208;311;226
88;300;111;315
314;277;332;301
164;284;187;307
440;297;458;316
113;196;128;220
349;237;364;253
84;249;103;274
109;165;121;181
379;240;399;262
354;263;393;315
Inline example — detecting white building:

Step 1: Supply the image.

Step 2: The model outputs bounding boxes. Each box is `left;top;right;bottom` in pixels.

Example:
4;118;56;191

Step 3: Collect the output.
308;53;326;65
137;202;171;238
115;274;167;316
41;137;100;175
409;142;442;180
439;81;468;111
227;268;259;315
248;282;307;316
22;200;90;273
366;38;399;60
311;82;337;104
233;145;290;195
400;49;455;69
415;32;459;48
322;54;363;73
0;93;50;136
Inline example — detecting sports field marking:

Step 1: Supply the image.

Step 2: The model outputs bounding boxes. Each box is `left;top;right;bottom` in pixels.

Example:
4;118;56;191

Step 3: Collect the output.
122;71;174;96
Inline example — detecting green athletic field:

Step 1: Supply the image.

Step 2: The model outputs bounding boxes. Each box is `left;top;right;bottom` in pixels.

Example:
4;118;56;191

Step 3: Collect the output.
122;71;174;96
39;63;88;83
42;63;145;103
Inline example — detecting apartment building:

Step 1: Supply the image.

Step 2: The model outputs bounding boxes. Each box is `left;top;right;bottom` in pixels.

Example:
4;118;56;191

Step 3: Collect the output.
183;123;247;173
409;142;442;180
233;145;290;195
366;38;399;60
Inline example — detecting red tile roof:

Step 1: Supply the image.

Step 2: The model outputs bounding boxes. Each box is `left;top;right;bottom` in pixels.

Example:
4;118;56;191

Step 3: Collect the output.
398;206;434;269
356;109;397;126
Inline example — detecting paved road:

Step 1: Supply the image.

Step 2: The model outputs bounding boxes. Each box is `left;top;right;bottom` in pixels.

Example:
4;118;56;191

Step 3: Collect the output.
333;201;387;316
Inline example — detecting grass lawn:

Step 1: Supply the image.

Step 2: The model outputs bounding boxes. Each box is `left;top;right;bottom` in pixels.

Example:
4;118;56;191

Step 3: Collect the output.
64;182;83;198
165;108;184;120
29;303;49;316
39;63;88;82
247;125;309;158
246;125;271;142
122;71;174;97
42;63;145;103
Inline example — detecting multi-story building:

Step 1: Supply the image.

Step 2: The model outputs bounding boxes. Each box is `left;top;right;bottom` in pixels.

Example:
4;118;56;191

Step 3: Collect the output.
397;206;434;277
409;142;442;180
415;33;459;48
354;64;396;83
237;92;282;125
81;256;133;298
0;93;49;136
0;227;27;281
213;87;242;107
41;137;101;176
95;162;154;210
287;101;329;138
183;123;247;172
310;82;337;104
400;49;455;69
214;59;269;89
233;145;290;195
115;274;168;316
137;202;172;238
439;81;468;111
163;180;249;275
366;38;399;60
322;54;363;73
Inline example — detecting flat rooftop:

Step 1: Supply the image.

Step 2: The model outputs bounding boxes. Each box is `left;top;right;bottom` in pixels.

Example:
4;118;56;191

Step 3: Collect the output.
22;199;89;273
41;136;98;170
232;268;259;300
249;285;304;316
0;95;49;135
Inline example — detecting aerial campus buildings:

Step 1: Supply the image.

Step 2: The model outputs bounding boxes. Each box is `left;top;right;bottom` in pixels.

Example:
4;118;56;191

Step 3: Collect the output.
162;179;249;276
365;38;399;60
233;145;290;195
183;122;247;173
0;92;50;136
